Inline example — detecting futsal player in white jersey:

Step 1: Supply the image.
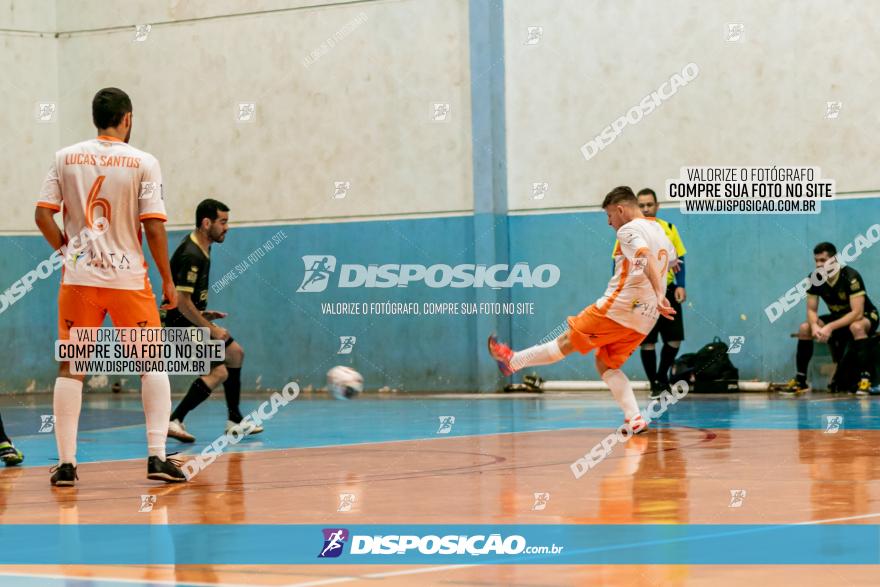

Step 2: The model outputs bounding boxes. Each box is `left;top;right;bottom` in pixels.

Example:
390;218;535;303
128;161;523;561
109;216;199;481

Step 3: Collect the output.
489;186;677;432
34;87;186;486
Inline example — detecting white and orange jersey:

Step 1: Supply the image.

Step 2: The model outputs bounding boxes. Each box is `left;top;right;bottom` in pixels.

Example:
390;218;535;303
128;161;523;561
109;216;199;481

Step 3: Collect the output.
36;135;166;290
594;218;677;334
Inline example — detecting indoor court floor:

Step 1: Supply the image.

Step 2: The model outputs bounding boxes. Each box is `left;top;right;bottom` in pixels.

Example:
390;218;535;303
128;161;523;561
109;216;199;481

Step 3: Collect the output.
0;391;879;586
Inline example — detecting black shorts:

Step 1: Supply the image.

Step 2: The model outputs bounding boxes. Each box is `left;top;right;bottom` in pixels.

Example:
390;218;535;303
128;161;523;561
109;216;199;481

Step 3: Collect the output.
163;315;234;366
819;311;879;362
642;283;684;345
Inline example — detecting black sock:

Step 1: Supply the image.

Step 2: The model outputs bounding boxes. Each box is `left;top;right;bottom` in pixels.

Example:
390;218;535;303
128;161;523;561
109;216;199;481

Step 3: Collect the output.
641;348;657;383
657;344;680;384
795;339;813;383
224;367;243;423
853;339;874;381
0;413;10;444
170;378;212;423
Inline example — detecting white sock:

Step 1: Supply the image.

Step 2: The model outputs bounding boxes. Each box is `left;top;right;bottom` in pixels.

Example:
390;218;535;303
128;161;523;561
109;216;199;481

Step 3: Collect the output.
53;377;83;467
510;340;565;372
602;368;640;420
141;373;171;460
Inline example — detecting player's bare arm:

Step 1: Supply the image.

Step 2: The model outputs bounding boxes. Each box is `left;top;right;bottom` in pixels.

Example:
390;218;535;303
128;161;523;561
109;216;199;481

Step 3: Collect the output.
34;206;65;251
176;292;229;340
201;310;228;320
806;294;821;335
143;218;177;310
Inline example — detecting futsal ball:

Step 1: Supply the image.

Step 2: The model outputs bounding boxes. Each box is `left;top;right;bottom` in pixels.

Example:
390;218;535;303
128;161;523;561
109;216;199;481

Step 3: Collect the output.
327;366;363;400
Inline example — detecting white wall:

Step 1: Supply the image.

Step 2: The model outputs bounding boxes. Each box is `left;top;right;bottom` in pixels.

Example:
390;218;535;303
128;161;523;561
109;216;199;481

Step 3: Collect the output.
504;0;880;211
0;0;58;233
2;0;474;231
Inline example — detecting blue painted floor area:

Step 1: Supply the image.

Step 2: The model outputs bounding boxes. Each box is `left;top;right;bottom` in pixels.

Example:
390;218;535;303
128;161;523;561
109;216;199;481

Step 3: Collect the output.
3;392;880;468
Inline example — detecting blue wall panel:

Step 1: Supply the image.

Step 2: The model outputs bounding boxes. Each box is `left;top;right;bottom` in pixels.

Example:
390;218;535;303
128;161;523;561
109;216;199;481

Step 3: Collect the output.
2;198;873;393
508;198;878;383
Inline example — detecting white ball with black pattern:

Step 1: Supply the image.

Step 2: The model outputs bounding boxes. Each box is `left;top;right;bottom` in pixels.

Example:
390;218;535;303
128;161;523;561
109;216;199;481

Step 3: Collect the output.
327;366;363;400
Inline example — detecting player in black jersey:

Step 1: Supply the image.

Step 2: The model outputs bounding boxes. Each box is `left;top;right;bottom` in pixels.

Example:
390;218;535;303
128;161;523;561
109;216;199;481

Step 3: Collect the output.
165;199;263;442
784;242;879;395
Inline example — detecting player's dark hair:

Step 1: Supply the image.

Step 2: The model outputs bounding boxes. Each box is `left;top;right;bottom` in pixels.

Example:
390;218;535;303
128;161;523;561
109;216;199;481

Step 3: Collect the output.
602;186;638;208
92;88;132;129
637;188;657;202
813;242;837;256
195;199;230;228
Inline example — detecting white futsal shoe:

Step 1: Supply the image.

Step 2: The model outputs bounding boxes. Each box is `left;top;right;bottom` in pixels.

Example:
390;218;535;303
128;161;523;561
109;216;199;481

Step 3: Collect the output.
225;420;264;436
168;419;196;443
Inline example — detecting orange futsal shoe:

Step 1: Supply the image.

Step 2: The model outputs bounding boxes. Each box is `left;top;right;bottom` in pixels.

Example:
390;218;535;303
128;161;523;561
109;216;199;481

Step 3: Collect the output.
487;334;515;376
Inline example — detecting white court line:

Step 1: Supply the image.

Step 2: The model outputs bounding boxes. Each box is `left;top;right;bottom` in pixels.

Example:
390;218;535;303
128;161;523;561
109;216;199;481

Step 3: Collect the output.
793;511;880;525
14;422;605;469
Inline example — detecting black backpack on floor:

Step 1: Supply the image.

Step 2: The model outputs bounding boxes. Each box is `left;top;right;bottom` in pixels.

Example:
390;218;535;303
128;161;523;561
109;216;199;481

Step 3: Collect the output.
671;337;740;393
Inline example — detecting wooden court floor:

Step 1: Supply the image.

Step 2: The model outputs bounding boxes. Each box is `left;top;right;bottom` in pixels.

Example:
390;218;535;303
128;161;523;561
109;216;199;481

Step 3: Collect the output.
0;392;878;585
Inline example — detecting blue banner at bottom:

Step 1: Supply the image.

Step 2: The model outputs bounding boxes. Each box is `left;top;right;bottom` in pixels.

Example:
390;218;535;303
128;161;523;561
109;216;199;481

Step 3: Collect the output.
0;524;876;565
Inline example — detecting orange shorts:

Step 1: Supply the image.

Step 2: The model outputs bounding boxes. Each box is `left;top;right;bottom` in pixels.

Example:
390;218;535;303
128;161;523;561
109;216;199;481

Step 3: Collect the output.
58;284;161;340
566;304;646;369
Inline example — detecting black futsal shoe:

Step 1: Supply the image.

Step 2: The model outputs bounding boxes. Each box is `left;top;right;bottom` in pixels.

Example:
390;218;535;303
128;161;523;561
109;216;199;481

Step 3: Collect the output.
50;463;78;487
147;455;188;483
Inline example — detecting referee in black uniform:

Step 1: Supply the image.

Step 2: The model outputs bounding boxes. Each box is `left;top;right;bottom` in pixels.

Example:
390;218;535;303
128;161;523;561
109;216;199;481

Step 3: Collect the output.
165;199;263;442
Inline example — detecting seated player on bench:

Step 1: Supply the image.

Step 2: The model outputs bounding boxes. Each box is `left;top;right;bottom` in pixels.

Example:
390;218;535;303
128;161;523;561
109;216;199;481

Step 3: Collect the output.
784;242;879;395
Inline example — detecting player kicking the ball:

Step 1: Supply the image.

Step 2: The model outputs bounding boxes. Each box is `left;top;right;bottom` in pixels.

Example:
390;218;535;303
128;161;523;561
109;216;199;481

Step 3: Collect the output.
488;186;676;432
